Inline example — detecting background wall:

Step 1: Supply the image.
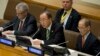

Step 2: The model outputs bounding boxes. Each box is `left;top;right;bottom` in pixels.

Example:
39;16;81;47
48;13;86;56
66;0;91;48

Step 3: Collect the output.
0;0;8;19
81;0;100;6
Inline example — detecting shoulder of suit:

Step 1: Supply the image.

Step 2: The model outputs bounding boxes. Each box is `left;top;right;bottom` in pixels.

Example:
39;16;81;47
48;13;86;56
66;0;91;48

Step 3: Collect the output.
52;21;63;29
27;13;36;20
89;33;98;41
12;16;19;21
71;9;80;14
57;8;64;12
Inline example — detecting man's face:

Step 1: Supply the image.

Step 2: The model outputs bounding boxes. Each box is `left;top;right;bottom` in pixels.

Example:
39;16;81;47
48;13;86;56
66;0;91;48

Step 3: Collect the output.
62;0;72;10
39;13;51;28
78;21;90;36
16;9;27;20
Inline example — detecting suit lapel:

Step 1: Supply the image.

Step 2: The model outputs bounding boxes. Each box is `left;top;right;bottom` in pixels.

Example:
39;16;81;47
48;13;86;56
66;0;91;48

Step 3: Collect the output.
42;28;46;40
49;29;54;40
49;23;55;40
79;36;83;49
14;18;20;30
82;33;91;49
22;14;30;29
65;9;73;29
59;9;64;23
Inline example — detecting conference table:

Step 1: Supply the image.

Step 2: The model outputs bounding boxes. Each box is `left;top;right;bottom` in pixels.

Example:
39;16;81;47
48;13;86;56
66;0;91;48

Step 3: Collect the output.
0;34;92;56
0;43;92;56
0;43;36;56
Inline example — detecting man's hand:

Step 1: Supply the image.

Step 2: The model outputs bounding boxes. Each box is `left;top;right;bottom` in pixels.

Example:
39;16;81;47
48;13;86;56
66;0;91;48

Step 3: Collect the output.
32;39;44;49
32;39;43;45
0;27;4;32
2;30;14;35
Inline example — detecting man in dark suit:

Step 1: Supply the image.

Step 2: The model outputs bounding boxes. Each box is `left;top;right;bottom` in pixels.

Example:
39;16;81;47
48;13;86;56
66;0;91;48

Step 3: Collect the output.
0;2;37;36
32;11;65;47
54;0;81;32
76;18;100;55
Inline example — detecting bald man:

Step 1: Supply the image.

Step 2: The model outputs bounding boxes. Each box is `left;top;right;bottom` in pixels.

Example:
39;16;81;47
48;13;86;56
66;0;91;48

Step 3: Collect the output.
76;18;100;55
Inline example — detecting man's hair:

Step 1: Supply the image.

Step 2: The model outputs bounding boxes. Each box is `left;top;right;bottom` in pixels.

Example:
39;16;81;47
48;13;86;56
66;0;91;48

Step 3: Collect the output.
71;0;73;2
79;18;91;27
69;0;73;3
42;10;52;19
69;0;73;2
62;0;73;2
16;2;29;12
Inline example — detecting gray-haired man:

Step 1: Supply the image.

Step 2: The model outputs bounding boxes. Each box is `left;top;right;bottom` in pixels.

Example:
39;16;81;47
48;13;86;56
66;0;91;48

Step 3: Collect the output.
0;2;37;36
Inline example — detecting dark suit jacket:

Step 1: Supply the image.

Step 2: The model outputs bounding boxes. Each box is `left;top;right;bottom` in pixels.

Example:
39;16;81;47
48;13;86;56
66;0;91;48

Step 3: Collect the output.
54;8;81;32
2;13;37;36
76;33;100;55
34;22;66;47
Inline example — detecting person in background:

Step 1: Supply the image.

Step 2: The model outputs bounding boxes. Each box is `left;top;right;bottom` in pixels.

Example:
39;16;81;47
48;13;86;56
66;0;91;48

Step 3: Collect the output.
76;18;100;55
54;0;81;32
0;2;37;36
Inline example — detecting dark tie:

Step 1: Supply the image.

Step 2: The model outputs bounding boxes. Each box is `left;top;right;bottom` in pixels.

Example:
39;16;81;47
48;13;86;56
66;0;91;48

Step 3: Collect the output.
46;29;50;40
82;37;85;48
18;21;23;31
63;11;67;16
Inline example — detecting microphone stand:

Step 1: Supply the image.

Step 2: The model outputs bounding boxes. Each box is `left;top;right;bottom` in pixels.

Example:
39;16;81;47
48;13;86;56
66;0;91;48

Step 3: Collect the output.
31;28;40;38
96;52;100;56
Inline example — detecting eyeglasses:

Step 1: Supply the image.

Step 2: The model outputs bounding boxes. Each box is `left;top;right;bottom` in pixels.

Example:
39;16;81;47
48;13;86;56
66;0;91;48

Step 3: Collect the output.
77;27;88;31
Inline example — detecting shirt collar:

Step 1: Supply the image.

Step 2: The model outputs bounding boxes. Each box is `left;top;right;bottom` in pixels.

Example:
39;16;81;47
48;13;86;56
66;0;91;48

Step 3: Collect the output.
84;31;90;41
20;17;26;22
64;8;72;14
46;23;52;31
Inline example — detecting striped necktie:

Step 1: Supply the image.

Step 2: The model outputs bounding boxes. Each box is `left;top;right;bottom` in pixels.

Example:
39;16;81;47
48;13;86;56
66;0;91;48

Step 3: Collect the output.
46;29;50;40
18;21;23;31
82;37;85;48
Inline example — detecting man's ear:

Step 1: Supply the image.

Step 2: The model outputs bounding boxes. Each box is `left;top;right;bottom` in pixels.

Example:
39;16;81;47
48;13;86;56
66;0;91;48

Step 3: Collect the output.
88;26;91;30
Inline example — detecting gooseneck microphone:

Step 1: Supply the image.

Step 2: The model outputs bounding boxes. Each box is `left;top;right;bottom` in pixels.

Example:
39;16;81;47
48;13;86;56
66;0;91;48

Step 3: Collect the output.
57;41;69;46
96;52;100;56
3;23;14;30
31;28;40;38
46;41;70;56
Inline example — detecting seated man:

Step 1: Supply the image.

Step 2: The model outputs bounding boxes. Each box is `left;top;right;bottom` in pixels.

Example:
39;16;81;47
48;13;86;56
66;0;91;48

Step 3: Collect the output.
76;18;100;55
32;11;66;47
0;2;37;36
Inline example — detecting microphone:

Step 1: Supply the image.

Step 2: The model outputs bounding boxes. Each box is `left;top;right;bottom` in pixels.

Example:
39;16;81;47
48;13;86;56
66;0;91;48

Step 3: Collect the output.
31;28;40;38
56;41;70;55
47;41;69;48
96;52;100;56
57;41;69;46
47;41;70;55
3;23;14;30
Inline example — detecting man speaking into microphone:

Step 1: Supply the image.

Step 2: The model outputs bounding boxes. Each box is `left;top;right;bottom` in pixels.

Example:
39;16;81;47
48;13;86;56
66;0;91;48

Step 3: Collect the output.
0;2;37;36
32;11;66;47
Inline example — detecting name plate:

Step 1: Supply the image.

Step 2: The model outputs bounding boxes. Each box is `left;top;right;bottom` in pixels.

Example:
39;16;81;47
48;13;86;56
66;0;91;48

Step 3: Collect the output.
27;46;43;56
0;37;15;47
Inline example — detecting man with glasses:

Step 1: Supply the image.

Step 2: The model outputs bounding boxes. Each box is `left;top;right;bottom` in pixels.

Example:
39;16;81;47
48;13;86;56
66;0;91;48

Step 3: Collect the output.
32;11;65;47
0;2;37;36
76;18;100;55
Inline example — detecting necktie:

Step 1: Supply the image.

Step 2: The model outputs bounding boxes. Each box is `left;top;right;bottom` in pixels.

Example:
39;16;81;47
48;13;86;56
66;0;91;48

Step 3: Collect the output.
46;29;50;40
63;11;67;16
82;37;85;48
61;11;67;23
18;21;23;31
